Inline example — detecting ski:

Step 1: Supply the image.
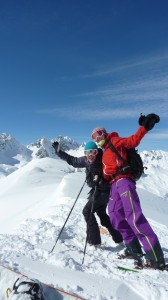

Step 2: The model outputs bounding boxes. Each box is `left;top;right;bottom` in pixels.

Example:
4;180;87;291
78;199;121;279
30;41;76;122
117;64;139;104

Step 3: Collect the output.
117;264;168;272
117;266;140;273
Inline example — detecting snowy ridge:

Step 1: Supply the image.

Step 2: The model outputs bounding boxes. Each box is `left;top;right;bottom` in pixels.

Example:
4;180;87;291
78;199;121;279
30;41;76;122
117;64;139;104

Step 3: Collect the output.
138;150;168;198
141;149;168;169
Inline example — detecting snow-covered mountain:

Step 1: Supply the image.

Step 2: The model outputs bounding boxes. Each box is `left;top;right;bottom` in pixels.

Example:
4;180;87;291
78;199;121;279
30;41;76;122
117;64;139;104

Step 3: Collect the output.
28;135;82;159
0;132;168;299
0;133;32;165
52;135;82;151
0;133;83;178
28;137;56;159
0;133;32;178
1;132;168;199
138;150;168;199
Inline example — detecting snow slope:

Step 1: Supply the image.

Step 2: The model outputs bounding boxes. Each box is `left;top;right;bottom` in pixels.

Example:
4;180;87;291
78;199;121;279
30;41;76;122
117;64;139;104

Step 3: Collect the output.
0;135;168;299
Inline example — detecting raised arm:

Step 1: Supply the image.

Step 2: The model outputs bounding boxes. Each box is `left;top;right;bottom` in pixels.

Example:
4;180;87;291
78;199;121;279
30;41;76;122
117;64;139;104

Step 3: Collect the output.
52;142;86;168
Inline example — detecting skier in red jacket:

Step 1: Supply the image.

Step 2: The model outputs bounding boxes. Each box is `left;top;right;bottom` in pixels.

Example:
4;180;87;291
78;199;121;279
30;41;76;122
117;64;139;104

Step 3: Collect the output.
91;113;166;270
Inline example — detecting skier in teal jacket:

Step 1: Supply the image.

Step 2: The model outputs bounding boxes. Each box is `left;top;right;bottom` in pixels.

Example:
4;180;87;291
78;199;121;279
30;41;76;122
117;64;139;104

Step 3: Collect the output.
53;140;123;247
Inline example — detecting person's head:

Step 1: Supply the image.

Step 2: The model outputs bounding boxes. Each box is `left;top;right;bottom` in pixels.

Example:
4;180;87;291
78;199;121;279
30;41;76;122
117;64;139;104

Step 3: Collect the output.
84;141;98;163
91;127;107;147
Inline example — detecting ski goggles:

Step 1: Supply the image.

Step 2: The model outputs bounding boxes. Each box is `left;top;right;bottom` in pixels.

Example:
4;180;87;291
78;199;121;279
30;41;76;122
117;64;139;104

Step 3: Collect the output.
84;149;98;156
91;129;105;142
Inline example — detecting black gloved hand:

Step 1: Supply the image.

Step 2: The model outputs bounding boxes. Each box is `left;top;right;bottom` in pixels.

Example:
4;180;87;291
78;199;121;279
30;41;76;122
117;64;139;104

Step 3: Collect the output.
52;141;61;153
138;113;146;126
92;174;101;187
139;113;160;131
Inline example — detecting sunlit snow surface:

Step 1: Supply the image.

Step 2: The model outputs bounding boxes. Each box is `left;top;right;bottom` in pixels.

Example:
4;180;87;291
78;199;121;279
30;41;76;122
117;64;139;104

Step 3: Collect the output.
0;142;168;299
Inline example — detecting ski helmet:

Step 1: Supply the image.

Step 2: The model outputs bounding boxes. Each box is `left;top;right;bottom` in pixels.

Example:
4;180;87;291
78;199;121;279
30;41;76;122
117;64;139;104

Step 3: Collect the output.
84;141;98;151
91;127;107;140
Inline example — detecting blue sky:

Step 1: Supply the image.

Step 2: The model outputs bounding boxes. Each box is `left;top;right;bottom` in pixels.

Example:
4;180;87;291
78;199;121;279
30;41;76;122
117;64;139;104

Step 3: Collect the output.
0;0;168;151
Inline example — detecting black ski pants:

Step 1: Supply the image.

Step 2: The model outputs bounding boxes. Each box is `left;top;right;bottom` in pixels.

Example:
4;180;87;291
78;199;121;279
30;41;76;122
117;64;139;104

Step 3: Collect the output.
82;189;123;245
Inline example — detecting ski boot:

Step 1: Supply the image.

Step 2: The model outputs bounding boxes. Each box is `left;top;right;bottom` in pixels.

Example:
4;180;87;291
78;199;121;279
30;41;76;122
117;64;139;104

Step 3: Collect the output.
118;237;143;260
144;241;166;270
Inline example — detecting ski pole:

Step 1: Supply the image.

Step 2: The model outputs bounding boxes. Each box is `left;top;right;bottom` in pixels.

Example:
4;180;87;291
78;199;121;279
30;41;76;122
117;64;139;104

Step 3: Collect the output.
82;186;98;264
50;178;86;254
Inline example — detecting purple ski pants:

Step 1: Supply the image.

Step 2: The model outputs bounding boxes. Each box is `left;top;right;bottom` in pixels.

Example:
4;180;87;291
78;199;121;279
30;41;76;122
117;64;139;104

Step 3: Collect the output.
108;178;159;252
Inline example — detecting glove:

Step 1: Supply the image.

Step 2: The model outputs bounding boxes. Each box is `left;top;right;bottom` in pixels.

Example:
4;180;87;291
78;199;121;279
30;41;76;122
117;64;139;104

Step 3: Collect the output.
52;141;61;153
92;174;101;187
139;113;160;131
138;113;146;126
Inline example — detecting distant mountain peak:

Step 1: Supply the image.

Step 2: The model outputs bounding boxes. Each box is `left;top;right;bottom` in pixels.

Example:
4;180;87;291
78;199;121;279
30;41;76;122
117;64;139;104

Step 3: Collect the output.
51;135;81;151
28;137;56;159
0;133;32;166
1;132;168;200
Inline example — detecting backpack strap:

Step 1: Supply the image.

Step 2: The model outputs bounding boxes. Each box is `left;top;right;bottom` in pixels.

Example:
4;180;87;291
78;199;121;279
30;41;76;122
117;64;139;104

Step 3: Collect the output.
108;142;127;164
107;142;131;180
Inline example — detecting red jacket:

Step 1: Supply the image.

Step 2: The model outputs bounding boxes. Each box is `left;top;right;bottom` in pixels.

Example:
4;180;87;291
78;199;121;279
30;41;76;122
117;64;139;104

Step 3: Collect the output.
102;126;147;183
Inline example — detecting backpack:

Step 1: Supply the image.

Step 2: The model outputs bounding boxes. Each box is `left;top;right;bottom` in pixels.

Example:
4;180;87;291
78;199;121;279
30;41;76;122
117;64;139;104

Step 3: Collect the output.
6;277;45;300
107;142;144;181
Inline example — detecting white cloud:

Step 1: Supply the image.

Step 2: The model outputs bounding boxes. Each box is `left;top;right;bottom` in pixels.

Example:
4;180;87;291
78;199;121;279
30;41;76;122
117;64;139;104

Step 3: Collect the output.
36;99;168;120
37;54;168;121
76;75;168;102
148;133;168;139
63;52;168;80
